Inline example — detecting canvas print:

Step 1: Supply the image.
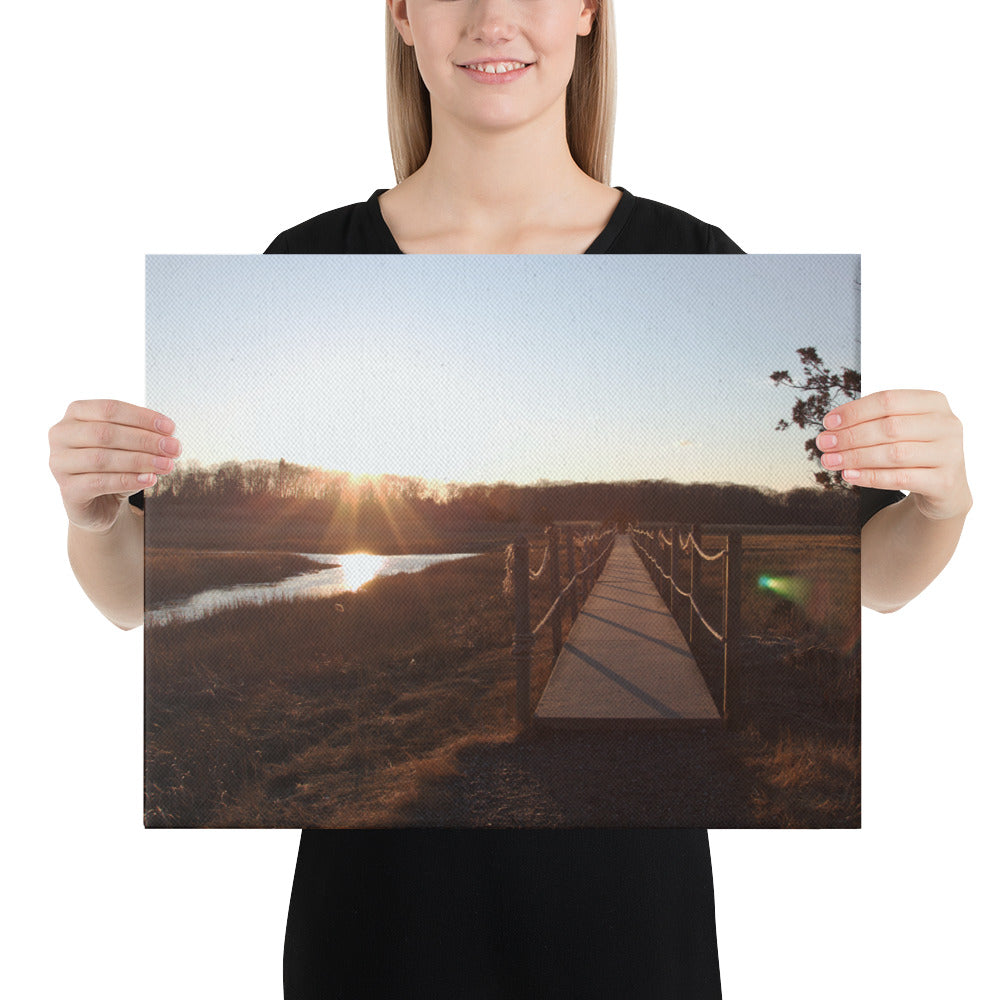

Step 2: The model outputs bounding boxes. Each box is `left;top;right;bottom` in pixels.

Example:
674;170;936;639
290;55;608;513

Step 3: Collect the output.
145;254;864;829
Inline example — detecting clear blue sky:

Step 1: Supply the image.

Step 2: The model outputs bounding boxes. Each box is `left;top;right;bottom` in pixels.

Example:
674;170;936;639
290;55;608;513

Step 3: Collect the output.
146;254;859;491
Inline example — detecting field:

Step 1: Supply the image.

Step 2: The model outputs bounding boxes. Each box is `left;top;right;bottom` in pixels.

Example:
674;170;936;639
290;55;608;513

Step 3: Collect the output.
144;532;861;829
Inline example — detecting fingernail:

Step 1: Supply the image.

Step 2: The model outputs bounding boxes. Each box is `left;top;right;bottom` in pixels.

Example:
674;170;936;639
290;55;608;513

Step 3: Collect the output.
842;469;860;481
825;413;842;429
138;473;156;485
817;433;837;449
153;456;173;472
824;452;843;468
160;437;181;456
155;418;175;434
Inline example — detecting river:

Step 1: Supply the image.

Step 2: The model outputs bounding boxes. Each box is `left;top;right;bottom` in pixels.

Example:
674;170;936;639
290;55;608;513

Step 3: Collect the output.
145;550;475;626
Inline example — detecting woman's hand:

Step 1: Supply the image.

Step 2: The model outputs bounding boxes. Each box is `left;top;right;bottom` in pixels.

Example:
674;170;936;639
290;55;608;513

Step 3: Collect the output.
816;389;972;521
48;399;181;533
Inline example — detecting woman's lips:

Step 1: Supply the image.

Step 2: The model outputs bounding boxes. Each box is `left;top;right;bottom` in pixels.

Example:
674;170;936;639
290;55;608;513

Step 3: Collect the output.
458;60;533;84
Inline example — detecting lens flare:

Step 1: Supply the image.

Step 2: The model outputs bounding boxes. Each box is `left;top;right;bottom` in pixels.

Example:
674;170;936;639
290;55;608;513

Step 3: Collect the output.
757;573;811;605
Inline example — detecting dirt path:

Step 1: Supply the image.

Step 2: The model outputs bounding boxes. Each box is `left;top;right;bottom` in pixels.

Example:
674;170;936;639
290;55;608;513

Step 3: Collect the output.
383;723;756;828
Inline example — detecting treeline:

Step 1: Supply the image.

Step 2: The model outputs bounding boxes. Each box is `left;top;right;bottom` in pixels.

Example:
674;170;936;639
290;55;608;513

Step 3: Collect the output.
148;458;862;527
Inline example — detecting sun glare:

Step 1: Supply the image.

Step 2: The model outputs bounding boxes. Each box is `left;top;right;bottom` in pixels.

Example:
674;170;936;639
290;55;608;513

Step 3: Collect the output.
339;552;386;591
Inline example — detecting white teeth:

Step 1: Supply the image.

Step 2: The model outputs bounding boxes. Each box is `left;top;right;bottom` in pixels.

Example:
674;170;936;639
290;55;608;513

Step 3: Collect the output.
466;61;527;74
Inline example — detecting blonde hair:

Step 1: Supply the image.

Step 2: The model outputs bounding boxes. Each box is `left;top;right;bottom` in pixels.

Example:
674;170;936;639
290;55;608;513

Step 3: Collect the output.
385;1;617;184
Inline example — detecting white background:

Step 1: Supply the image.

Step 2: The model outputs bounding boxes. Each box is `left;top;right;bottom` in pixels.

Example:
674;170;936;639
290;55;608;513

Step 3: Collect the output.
6;2;996;997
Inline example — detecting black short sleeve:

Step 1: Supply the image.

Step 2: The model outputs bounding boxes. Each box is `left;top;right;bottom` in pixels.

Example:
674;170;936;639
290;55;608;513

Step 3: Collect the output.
859;486;905;524
128;491;145;510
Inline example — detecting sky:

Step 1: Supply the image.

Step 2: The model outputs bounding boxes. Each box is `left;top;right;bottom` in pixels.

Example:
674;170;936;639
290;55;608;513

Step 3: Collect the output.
146;254;859;492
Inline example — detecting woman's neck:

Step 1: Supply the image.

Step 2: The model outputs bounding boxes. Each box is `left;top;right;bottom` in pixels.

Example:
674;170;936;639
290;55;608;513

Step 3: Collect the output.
379;109;618;253
421;115;582;210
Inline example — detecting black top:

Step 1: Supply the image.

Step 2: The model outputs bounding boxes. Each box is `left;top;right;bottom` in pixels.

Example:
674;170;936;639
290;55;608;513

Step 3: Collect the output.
264;186;744;256
139;190;904;999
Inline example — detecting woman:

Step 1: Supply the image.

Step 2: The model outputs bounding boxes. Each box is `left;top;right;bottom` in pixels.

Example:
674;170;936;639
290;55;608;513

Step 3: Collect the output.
48;2;971;997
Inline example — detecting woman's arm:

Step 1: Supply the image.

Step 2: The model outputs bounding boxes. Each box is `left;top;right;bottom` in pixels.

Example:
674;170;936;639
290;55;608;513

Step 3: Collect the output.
859;495;970;613
49;399;181;629
817;390;972;612
67;505;146;629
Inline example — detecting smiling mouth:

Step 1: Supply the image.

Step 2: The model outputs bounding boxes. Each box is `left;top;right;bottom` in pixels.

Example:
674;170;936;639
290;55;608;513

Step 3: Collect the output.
459;61;531;75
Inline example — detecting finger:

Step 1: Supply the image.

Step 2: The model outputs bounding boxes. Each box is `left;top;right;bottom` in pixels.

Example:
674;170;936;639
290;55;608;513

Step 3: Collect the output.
814;412;943;454
840;466;942;493
61;471;159;505
55;447;177;477
63;399;176;435
820;440;950;473
824;389;950;431
58;420;182;458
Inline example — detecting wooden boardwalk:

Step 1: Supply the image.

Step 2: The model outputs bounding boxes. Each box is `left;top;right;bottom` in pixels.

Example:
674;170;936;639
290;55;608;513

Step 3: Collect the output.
534;535;722;729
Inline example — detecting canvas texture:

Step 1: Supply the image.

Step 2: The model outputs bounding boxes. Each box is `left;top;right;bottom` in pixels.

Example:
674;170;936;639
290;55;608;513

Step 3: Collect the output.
144;254;862;829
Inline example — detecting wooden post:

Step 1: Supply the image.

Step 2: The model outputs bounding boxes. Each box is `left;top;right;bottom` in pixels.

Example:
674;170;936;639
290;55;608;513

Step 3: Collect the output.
654;530;662;603
565;528;578;621
585;538;594;597
647;530;656;598
688;523;702;645
546;525;563;655
669;525;679;613
511;536;533;727
723;532;743;726
662;530;670;602
656;530;667;602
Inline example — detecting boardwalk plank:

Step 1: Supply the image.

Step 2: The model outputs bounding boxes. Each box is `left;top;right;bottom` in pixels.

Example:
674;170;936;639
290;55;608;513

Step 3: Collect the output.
534;535;721;729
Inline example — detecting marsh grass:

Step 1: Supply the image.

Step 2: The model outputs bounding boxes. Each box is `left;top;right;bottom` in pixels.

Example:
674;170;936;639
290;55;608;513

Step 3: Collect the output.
689;533;861;826
144;534;861;828
146;548;323;608
145;548;532;827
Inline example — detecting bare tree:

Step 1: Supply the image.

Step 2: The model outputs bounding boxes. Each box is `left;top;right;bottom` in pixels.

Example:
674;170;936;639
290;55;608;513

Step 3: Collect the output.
771;347;861;489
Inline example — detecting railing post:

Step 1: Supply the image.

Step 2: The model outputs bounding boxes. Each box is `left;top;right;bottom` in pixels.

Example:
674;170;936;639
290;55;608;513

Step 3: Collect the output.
546;525;563;655
512;536;533;727
688;523;701;645
723;532;743;726
670;524;679;612
565;528;578;621
585;538;595;597
656;530;666;602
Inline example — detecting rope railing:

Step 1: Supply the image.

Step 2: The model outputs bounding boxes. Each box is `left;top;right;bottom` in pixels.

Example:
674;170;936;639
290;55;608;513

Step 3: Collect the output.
531;532;616;638
630;524;728;645
629;521;857;724
630;530;728;644
503;526;613;596
629;533;675;589
670;586;724;643
629;522;739;721
678;531;726;561
507;524;617;726
528;545;549;580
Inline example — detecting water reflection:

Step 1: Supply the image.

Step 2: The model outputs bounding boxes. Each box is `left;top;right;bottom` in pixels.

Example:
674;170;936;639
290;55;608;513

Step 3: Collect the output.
339;552;387;591
146;550;473;626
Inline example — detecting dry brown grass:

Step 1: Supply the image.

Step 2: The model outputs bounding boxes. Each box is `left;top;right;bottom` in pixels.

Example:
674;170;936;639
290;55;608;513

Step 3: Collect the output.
146;548;322;608
144;547;535;827
144;534;861;829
